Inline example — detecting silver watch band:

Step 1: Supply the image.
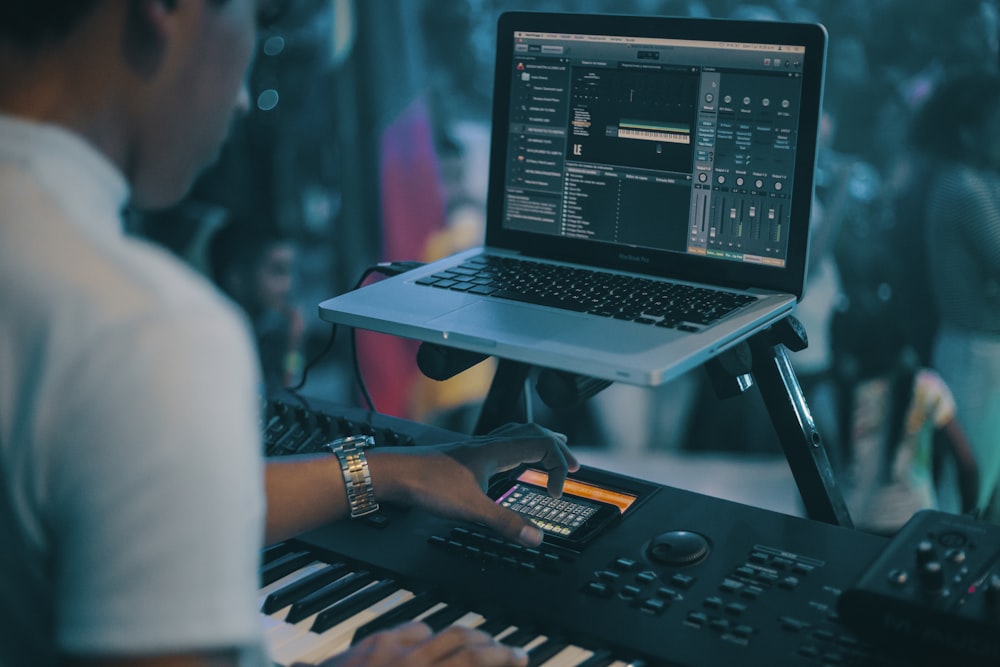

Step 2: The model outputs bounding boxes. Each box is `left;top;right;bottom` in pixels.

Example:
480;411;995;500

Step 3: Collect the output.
327;435;379;518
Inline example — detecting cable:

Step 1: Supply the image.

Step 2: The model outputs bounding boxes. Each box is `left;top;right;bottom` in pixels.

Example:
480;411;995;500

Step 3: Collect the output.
286;260;424;411
351;326;375;411
350;261;424;411
286;323;337;393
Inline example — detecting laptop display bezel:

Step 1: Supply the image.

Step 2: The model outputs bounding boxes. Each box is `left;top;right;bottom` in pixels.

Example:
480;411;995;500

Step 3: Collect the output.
484;11;828;300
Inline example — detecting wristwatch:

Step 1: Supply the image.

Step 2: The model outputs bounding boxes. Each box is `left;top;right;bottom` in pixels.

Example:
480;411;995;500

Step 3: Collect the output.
326;434;379;518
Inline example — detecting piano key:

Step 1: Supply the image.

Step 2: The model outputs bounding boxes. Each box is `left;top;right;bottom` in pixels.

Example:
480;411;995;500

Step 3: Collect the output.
261;541;292;565
528;637;571;666
536;645;596;667
264;571;376;649
521;634;550;653
350;590;440;644
449;611;487;629
569;649;615;667
477;617;516;638
502;626;543;648
260;550;315;586
412;601;449;622
421;603;473;631
257;561;330;607
270;586;414;666
262;562;349;614
284;570;373;624
311;579;400;633
298;589;415;663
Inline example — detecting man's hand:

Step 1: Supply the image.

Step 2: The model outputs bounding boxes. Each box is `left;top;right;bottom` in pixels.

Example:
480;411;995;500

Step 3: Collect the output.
368;423;579;546
312;622;529;667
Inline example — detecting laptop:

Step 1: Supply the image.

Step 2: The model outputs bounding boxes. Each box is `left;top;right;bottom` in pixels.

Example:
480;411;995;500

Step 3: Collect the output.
318;11;828;387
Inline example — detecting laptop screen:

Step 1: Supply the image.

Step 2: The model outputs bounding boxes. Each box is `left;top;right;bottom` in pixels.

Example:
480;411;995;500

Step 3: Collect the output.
486;13;827;298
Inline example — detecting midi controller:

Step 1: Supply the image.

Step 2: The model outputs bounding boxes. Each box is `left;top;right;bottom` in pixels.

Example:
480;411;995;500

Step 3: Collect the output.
260;395;999;666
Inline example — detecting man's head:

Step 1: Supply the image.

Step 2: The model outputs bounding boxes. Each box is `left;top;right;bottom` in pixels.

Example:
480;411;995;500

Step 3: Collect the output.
0;0;283;209
208;221;297;316
0;1;102;49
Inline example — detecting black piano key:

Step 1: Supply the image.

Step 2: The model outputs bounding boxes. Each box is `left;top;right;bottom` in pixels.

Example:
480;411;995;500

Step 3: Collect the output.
421;604;471;632
310;579;399;634
285;570;373;625
477;617;513;637
351;591;438;644
500;626;539;648
261;542;291;566
527;637;570;667
260;550;315;587
573;651;615;667
261;562;349;615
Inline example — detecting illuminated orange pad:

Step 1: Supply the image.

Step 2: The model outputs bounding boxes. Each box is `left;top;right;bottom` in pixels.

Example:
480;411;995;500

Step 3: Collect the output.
517;469;637;514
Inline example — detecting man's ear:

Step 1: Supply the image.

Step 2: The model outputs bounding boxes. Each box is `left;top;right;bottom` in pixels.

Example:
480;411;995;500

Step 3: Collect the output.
123;0;176;79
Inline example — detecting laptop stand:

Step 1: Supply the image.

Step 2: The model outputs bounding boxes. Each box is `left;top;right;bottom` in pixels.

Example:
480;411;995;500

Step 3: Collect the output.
417;314;853;528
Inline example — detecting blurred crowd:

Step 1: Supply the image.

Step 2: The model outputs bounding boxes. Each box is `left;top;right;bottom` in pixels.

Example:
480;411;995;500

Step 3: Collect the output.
135;0;1000;531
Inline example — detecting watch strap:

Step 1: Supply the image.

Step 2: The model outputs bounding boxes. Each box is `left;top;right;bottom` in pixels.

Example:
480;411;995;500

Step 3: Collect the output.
328;435;379;518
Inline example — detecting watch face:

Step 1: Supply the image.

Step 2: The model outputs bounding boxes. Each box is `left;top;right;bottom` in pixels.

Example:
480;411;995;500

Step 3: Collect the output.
327;434;375;452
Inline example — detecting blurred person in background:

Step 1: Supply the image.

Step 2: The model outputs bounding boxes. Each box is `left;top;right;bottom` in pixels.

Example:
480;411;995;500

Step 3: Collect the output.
829;284;979;536
909;66;1000;522
209;220;306;389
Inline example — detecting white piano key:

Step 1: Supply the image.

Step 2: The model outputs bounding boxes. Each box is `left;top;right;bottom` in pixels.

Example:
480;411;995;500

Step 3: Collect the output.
521;633;549;653
264;574;373;650
264;607;323;648
271;587;414;666
450;611;486;629
538;645;596;667
265;568;369;634
412;601;449;622
264;591;453;666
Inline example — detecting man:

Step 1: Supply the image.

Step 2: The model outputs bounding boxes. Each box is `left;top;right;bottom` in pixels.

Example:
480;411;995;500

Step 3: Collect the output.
0;2;577;666
207;221;306;390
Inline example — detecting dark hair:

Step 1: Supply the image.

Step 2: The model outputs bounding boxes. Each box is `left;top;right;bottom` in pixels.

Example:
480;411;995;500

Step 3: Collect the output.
830;288;918;483
0;1;101;48
0;0;288;51
909;66;1000;161
207;220;292;305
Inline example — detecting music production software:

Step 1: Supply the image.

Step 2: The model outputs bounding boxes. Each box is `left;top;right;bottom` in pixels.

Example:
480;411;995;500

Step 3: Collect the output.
503;30;807;269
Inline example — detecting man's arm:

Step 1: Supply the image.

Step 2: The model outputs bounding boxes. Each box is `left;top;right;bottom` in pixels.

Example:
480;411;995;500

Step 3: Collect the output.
63;650;239;667
263;423;578;545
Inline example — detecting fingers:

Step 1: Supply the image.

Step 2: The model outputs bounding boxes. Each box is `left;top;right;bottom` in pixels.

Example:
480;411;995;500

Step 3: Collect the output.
408;624;529;667
477;492;545;547
320;622;433;666
489;423;580;498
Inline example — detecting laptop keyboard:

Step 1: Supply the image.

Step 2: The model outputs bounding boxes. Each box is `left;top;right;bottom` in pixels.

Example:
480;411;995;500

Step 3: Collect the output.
414;255;756;332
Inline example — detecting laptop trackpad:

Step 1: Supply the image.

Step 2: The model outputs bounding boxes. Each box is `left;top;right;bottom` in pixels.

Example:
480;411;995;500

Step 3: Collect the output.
427;300;568;343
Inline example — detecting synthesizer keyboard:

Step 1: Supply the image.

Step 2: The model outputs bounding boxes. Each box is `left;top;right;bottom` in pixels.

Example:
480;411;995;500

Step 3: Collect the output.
259;395;992;666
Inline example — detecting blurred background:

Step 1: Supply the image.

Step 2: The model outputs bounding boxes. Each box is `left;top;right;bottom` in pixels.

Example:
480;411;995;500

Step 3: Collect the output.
129;0;1000;522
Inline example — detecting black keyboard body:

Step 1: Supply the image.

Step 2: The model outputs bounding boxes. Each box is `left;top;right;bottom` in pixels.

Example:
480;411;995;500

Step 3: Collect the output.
257;395;940;666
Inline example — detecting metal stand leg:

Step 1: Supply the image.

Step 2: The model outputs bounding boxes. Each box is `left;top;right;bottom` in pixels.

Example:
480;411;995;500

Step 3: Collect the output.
427;315;854;527
473;359;532;435
748;318;852;527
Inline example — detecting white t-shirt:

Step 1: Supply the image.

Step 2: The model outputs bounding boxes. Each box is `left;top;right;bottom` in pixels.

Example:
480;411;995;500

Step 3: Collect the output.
0;115;269;665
